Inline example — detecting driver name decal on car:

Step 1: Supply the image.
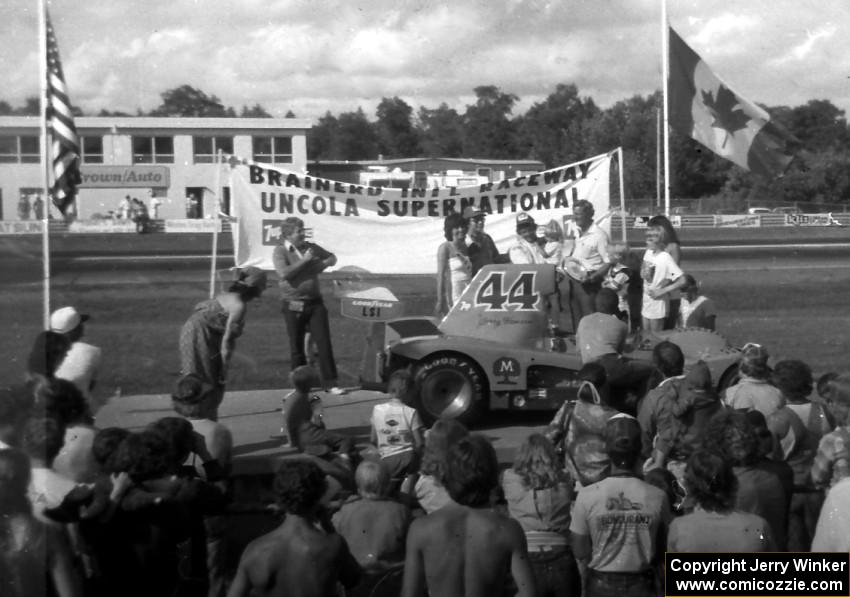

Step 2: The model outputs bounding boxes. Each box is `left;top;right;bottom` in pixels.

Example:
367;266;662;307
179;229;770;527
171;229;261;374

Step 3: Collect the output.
474;270;539;312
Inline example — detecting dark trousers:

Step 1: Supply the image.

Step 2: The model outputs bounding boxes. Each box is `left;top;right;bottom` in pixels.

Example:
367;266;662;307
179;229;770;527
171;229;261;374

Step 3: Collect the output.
282;298;338;383
528;549;581;597
568;278;601;331
586;569;655;597
664;298;681;330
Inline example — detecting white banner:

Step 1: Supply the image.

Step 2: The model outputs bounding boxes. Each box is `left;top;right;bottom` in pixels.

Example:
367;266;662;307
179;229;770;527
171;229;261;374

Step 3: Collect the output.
230;153;613;274
164;219;222;233
713;214;761;227
785;213;842;226
0;221;44;235
68;220;136;233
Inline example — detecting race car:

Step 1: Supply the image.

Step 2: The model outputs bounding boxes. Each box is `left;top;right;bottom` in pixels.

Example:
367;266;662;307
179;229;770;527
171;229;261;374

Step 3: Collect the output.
365;264;741;425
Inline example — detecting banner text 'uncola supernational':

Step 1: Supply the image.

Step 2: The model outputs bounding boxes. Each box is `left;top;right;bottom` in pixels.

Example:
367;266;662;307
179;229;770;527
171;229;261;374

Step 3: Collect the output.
230;152;612;274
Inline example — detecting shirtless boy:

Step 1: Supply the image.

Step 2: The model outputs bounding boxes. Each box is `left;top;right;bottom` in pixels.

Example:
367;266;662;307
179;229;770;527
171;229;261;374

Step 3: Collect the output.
226;460;361;597
401;434;536;597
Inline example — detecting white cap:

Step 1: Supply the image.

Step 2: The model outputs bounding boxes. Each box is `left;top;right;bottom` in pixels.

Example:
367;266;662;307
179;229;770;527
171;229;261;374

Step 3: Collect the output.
49;306;89;334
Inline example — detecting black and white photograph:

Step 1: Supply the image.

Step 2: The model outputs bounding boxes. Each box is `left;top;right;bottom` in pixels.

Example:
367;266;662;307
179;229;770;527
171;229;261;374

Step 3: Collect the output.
1;1;850;596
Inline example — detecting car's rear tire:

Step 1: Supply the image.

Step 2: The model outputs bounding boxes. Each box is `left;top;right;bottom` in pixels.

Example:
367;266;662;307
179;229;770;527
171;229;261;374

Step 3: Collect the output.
415;355;487;426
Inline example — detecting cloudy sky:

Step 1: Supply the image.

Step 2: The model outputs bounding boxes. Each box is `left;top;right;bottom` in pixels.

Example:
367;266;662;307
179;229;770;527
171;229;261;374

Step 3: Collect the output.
2;0;848;122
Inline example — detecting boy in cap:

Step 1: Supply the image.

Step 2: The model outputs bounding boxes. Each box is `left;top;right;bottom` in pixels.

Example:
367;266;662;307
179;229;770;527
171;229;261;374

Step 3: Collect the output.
463;206;503;276
570;415;671;597
508;212;546;264
723;343;784;417
50;306;104;413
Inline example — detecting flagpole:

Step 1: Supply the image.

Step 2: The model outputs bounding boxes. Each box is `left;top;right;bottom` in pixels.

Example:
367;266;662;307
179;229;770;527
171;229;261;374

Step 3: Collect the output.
38;0;51;329
656;107;662;209
617;147;626;243
209;149;223;299
661;0;671;217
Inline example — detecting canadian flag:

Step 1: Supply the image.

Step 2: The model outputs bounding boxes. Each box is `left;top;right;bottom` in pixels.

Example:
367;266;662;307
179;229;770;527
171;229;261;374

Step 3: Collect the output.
668;26;797;178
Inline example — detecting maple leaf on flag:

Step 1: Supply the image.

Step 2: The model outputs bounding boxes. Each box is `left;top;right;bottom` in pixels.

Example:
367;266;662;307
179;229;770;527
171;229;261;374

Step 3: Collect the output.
700;85;751;148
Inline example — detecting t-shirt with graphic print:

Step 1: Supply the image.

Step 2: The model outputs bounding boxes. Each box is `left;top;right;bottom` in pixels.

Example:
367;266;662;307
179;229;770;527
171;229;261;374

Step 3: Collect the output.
570;474;671;573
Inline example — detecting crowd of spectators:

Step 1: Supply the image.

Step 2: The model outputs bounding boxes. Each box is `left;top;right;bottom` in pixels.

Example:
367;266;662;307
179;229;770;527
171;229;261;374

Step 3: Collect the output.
7;320;850;597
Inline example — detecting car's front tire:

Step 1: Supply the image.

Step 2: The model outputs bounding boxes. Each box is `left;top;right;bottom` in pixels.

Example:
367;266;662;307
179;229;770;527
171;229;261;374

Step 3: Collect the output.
415;354;488;425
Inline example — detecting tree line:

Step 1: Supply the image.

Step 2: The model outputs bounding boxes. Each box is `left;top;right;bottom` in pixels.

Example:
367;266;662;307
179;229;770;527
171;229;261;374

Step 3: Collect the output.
3;83;848;207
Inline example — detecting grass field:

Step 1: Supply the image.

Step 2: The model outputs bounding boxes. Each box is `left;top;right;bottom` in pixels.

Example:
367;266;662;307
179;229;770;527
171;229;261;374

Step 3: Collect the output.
3;257;849;403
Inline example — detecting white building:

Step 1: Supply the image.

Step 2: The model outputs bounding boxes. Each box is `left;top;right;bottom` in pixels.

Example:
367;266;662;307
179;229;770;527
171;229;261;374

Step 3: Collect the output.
0;116;310;221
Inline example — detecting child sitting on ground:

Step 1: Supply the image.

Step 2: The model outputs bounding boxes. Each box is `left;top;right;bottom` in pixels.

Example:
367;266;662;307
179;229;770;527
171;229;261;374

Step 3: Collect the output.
369;369;425;484
602;243;631;326
677;274;717;330
284;366;355;464
283;366;356;494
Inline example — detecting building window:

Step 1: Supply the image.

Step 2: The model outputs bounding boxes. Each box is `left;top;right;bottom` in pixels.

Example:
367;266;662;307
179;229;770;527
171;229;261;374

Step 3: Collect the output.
252;136;292;164
80;136;103;164
132;135;174;164
193;136;234;163
0;135;40;163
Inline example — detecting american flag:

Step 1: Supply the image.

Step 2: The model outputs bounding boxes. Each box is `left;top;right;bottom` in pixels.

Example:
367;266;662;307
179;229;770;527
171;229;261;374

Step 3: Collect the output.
45;9;81;215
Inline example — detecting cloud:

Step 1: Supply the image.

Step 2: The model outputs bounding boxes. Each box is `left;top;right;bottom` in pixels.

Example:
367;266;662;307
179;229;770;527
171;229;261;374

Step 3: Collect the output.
0;0;847;122
777;25;837;63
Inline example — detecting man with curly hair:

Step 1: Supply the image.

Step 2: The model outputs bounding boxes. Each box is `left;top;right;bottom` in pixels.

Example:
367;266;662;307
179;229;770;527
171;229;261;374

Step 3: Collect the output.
667;450;774;552
227;460;361;597
402;435;536;597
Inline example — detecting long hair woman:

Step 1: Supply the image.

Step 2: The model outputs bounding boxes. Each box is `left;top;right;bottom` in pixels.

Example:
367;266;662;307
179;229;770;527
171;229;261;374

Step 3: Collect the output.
434;212;471;316
667;450;775;552
502;434;580;597
640;224;686;333
413;418;469;513
178;267;267;420
647;215;682;329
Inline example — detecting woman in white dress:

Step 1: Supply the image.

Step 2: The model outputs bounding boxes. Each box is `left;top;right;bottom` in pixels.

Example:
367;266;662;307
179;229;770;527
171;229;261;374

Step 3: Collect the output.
435;212;471;316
